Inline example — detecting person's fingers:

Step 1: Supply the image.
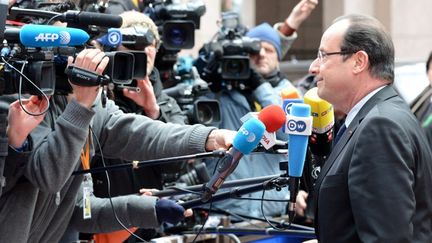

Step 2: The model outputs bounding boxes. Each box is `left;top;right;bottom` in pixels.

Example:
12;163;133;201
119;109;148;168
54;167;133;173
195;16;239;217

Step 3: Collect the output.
67;56;74;67
123;88;139;100
184;209;193;217
81;49;101;68
74;49;92;66
139;188;159;196
88;51;106;72
29;95;40;104
96;56;110;75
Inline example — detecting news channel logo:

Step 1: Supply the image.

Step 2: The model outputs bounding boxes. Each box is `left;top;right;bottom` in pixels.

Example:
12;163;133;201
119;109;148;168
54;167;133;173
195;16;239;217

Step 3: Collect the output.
239;126;257;143
108;31;121;46
59;31;71;45
287;119;307;132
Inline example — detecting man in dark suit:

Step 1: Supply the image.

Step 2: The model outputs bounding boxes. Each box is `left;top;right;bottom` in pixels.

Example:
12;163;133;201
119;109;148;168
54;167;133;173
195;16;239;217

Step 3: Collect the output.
305;14;432;243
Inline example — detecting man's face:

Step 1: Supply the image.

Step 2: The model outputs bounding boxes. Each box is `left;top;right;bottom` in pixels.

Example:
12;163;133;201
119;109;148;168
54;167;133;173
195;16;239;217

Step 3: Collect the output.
250;41;279;76
118;41;157;76
308;20;355;110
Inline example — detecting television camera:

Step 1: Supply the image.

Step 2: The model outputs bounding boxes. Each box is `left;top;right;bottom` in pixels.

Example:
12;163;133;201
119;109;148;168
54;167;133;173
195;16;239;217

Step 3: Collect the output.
195;11;261;91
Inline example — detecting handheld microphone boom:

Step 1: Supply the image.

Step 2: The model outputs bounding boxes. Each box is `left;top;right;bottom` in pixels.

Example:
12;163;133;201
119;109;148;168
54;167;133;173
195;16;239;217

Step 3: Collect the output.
201;118;265;202
286;103;312;222
5;24;89;47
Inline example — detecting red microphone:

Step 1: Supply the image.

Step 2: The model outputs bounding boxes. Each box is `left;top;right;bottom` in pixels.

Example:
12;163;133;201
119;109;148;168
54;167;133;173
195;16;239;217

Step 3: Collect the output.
257;105;287;150
258;104;286;132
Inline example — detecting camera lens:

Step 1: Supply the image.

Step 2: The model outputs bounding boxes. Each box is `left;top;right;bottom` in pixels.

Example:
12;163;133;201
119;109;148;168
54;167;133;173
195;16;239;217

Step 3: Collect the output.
167;27;186;46
163;21;195;50
197;103;214;125
224;59;245;74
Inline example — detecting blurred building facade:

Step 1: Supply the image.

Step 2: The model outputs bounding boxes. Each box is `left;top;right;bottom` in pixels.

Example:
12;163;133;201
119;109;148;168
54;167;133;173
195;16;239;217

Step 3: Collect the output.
187;0;432;63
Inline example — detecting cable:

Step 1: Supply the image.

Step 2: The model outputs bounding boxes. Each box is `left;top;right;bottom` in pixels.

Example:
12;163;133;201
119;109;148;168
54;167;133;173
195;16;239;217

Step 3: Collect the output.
226;233;241;243
89;127;148;243
169;186;203;196
46;14;63;25
191;158;220;243
260;189;291;231
1;56;50;116
230;196;290;203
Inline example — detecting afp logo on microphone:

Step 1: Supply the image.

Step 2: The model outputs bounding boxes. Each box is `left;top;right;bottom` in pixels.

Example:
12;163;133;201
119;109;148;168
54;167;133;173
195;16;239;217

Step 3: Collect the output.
287;119;307;132
34;31;71;44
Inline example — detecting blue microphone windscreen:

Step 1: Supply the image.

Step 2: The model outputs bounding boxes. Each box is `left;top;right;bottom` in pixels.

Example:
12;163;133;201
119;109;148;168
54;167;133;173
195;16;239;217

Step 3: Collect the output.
20;24;89;47
288;103;311;177
233;118;265;155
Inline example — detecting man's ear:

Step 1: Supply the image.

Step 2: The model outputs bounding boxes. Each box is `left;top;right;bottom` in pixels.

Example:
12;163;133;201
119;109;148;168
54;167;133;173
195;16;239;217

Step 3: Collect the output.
352;50;369;74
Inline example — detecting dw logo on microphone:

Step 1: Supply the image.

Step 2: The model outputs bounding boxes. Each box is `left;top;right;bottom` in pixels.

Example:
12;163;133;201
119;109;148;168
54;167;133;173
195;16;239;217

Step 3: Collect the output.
287;119;307;132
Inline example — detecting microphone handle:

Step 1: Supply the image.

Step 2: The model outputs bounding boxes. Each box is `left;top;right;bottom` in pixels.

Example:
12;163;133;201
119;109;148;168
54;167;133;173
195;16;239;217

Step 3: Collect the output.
72;151;226;175
153;174;280;197
181;183;267;209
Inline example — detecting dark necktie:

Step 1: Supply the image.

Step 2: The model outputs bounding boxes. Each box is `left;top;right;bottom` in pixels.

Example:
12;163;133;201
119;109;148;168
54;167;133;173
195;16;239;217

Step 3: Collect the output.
334;123;347;146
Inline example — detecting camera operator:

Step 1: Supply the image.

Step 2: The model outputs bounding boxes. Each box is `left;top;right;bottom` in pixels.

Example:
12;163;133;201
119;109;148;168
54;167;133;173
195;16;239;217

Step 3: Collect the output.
0;96;48;197
89;11;192;241
92;10;187;194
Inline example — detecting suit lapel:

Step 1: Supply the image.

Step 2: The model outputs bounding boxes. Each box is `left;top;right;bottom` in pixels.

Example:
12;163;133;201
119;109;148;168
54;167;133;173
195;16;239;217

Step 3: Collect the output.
313;85;399;214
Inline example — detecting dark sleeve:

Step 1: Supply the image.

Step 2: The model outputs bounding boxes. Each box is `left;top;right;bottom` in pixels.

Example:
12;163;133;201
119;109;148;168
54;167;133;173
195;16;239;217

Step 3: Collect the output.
424;125;432;149
157;92;187;125
70;182;159;232
349;116;415;242
1;146;32;196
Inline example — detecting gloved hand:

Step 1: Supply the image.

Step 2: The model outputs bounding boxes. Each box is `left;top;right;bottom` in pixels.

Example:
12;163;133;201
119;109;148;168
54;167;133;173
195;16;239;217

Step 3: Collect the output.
155;198;185;224
249;68;266;90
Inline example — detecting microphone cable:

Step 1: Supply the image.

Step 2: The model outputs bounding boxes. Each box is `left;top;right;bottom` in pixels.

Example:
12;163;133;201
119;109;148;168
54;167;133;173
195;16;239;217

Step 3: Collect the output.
89;127;148;243
260;188;293;231
1;56;51;116
191;158;221;243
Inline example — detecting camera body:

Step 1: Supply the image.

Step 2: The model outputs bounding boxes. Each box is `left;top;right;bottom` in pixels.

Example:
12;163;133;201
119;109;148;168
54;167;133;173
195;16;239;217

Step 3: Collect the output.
196;11;261;92
145;0;205;50
164;56;221;126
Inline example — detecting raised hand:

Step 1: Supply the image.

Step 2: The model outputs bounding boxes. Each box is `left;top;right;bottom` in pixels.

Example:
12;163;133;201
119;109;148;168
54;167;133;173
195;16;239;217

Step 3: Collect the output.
7;96;49;148
123;76;160;119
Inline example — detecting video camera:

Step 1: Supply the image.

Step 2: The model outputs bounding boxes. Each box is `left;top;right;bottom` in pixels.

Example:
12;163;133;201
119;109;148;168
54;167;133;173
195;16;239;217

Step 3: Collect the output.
143;0;206;84
144;0;205;50
0;3;148;95
195;11;261;91
164;56;221;126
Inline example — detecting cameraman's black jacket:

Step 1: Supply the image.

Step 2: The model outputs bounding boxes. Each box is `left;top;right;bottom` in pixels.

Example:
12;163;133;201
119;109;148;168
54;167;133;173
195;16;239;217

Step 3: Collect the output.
92;68;187;198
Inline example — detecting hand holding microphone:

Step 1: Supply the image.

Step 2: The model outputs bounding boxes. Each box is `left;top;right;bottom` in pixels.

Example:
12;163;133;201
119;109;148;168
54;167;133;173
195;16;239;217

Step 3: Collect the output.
202;117;266;202
202;105;287;202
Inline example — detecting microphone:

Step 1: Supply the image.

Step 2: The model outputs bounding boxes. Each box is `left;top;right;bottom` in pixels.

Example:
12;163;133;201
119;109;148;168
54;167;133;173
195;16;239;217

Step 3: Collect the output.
201;118;265;202
304;87;334;158
258;104;286;149
240;105;286;150
280;86;301;100
302;87;334;220
258;104;286;133
286;103;312;222
97;28;122;48
5;24;89;47
60;11;123;28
